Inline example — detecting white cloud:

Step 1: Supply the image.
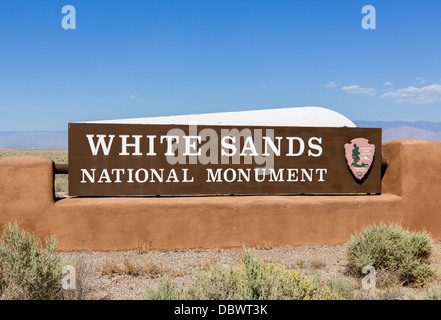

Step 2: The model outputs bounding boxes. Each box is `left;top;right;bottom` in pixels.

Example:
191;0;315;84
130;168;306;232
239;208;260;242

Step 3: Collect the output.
324;81;337;88
381;84;441;104
384;82;393;86
260;84;266;89
130;94;136;100
416;77;427;84
341;85;377;96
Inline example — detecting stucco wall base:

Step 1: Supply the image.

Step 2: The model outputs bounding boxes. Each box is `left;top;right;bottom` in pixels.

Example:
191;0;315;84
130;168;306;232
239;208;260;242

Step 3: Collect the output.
0;139;440;251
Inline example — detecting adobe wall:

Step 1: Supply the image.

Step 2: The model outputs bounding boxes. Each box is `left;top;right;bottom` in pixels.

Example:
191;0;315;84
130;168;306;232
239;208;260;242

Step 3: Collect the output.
0;139;440;251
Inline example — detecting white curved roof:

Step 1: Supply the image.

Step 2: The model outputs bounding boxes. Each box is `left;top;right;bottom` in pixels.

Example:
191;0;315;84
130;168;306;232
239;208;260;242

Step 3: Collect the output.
82;106;356;127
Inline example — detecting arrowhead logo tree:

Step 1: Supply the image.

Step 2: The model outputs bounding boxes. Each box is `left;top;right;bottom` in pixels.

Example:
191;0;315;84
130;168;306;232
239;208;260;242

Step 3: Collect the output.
344;138;375;182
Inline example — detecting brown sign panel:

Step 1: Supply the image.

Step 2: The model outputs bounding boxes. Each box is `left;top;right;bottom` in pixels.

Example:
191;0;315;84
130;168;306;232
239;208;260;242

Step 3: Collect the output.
68;123;382;196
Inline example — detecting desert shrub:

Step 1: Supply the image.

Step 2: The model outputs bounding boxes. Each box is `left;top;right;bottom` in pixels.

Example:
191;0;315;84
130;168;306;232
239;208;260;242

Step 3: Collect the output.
346;223;434;287
143;247;340;300
0;223;64;300
327;276;356;300
145;276;187;300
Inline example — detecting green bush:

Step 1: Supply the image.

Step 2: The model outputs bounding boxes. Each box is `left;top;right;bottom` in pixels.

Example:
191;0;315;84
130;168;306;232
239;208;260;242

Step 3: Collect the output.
0;223;64;300
327;276;356;300
346;223;434;286
143;247;340;300
144;276;187;300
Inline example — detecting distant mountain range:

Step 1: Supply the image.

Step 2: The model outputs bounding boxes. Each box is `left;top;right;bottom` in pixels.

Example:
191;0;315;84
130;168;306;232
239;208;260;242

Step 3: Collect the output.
355;121;441;142
0;131;67;148
1;121;441;148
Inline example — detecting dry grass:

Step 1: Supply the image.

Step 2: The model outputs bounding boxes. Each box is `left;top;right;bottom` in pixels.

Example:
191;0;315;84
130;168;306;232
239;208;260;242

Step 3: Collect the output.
196;254;221;271
261;252;328;271
310;256;326;269
57;253;93;300
0;148;68;163
377;286;405;300
254;241;273;250
296;259;306;269
0;148;68;197
135;241;153;254
100;256;182;278
376;269;404;288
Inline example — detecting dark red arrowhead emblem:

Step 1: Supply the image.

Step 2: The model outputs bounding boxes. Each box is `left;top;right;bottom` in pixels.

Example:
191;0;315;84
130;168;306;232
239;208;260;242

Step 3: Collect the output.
344;138;375;181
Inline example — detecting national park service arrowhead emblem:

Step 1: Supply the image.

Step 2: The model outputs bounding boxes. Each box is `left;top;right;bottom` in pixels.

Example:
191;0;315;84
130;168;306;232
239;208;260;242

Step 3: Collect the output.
344;138;375;182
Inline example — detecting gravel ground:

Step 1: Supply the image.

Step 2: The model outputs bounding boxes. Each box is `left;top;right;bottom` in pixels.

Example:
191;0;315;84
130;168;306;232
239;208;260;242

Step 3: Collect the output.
58;242;441;300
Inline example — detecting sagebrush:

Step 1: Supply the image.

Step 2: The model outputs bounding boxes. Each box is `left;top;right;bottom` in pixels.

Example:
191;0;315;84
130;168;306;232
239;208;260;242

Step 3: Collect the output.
0;223;64;300
346;223;434;287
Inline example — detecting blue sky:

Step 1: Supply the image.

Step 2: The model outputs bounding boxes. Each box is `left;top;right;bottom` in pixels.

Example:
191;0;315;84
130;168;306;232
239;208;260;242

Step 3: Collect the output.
1;0;441;130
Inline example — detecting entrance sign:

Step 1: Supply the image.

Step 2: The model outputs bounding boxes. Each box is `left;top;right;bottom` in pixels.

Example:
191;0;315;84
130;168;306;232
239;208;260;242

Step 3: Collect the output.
68;123;381;196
